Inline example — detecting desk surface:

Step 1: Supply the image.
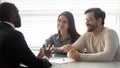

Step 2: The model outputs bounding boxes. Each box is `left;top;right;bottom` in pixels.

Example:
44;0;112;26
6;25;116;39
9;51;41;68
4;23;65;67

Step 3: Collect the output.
32;51;120;68
51;61;120;68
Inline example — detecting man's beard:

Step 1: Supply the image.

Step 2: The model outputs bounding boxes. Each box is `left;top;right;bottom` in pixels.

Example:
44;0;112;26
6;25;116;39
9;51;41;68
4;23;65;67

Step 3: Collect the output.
14;19;21;28
87;24;98;32
14;15;21;28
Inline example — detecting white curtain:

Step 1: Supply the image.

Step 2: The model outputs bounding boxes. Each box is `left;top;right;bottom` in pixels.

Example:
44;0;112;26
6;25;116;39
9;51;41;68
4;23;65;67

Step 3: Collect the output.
1;0;120;48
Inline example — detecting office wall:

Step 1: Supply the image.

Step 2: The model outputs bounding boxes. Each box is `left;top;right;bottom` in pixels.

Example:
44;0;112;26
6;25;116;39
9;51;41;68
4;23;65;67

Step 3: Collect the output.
1;0;120;47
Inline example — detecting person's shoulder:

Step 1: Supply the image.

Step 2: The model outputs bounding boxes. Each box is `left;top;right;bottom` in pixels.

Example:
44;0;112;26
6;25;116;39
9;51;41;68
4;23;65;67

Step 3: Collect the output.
50;33;58;37
11;29;24;37
12;29;22;34
5;29;24;39
83;31;93;36
80;31;93;38
47;33;58;39
104;27;117;33
103;27;118;37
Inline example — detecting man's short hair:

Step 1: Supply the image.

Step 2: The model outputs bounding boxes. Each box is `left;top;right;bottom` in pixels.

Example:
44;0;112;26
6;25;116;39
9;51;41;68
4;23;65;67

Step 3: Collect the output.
0;2;17;21
84;8;106;25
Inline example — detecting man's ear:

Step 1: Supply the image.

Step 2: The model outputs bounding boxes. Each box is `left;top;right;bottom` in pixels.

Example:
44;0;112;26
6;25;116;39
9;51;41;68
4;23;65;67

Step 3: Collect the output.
10;11;16;18
97;18;102;25
9;11;16;23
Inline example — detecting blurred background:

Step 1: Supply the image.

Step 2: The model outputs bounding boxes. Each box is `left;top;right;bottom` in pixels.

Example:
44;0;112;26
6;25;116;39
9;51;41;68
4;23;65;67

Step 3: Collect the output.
1;0;120;49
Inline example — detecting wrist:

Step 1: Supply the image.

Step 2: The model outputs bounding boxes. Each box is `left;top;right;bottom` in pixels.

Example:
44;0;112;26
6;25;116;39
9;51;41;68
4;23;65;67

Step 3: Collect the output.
57;47;62;52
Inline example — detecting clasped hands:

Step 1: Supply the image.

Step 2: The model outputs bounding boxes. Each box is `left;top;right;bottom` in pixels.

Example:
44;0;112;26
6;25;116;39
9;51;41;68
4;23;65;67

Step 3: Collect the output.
37;44;52;59
59;44;80;61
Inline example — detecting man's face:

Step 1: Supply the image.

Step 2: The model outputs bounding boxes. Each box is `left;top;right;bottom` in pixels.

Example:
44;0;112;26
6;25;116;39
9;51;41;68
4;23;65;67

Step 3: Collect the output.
10;9;21;28
85;12;98;32
14;10;21;28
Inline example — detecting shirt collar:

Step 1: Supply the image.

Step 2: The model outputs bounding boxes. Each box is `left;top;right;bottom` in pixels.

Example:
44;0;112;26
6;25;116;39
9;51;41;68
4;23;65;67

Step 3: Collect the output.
56;34;71;41
3;21;15;28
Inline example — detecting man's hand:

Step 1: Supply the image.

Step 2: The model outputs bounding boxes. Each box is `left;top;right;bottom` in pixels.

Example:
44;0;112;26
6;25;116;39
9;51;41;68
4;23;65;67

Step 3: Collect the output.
44;44;52;58
37;47;44;58
37;44;52;58
67;49;80;61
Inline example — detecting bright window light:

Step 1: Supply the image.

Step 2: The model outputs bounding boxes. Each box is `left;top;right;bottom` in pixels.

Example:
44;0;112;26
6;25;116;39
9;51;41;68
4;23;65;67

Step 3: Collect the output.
1;0;120;48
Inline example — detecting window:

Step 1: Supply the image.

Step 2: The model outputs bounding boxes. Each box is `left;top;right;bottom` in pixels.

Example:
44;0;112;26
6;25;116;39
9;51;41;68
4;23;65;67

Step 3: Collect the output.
1;0;120;48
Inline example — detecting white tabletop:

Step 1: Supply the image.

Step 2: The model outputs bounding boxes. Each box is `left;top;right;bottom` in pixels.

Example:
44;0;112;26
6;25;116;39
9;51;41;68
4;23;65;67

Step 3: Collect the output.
32;51;120;68
51;61;120;68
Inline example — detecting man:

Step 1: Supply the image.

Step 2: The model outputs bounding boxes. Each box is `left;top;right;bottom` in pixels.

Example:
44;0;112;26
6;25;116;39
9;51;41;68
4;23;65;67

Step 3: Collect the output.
60;8;120;61
0;2;52;68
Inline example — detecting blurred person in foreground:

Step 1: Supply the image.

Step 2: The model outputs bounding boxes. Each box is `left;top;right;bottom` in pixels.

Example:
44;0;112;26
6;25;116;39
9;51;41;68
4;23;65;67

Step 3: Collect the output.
0;2;52;68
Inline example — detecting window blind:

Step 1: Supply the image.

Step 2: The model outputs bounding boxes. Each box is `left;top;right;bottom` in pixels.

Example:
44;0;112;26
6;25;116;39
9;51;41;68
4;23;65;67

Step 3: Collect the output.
1;0;120;48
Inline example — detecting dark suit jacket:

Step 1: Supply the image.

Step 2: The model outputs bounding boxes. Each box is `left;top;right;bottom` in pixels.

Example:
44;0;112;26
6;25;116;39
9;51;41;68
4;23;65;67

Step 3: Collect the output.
0;22;52;68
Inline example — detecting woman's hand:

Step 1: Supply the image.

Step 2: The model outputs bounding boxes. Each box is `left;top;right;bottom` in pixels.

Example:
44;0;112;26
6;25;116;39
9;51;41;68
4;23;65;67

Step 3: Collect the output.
58;44;75;53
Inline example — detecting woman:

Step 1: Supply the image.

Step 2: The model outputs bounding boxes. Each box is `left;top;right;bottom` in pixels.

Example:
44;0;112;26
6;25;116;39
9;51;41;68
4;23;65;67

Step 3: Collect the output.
44;11;80;55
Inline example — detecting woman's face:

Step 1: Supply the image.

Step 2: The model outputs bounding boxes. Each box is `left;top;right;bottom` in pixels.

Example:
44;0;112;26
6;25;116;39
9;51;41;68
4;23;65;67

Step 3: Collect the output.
57;15;69;32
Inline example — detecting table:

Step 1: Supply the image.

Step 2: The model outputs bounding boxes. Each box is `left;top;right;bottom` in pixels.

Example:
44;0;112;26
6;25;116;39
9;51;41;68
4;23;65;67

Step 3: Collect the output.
32;51;120;68
51;61;120;68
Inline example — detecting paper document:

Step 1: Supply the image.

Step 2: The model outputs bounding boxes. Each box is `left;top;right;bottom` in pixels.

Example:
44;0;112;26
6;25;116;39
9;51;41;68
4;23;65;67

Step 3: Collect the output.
49;58;75;64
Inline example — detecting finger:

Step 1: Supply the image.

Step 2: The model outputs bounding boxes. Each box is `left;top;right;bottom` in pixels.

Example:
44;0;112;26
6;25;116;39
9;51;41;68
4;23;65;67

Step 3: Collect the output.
67;50;73;58
37;48;44;57
63;49;69;53
48;44;52;50
68;49;73;54
39;47;44;54
50;47;53;51
43;44;46;49
64;47;72;52
69;49;75;52
43;44;46;52
64;45;72;50
69;49;78;58
69;49;76;56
